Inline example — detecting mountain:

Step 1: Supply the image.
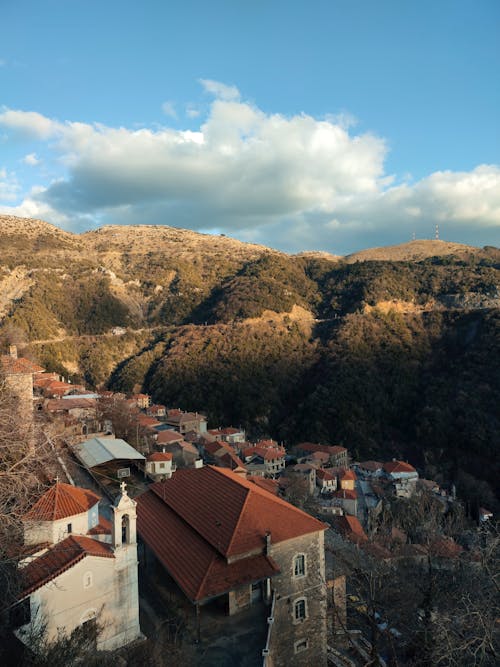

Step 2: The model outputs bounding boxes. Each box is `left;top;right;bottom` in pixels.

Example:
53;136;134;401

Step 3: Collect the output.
1;215;499;510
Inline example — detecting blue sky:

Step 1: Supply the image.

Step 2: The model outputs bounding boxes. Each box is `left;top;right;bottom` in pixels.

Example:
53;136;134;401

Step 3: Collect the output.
0;0;499;254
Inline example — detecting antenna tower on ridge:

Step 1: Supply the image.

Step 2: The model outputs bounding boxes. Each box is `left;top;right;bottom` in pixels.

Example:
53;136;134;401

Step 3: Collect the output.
435;224;439;240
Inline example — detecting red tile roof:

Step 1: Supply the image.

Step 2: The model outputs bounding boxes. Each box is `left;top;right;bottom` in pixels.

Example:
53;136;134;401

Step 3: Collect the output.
20;535;114;597
147;452;173;462
87;517;112;535
298;443;347;456
316;469;335;482
137;488;279;602
24;483;100;521
136;466;327;600
383;460;417;474
1;355;45;375
339;469;357;481
246;476;279;495
333;515;368;543
155;430;185;444
242;446;285;461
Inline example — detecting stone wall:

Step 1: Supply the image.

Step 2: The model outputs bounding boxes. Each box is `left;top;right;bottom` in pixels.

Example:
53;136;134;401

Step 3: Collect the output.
268;530;327;667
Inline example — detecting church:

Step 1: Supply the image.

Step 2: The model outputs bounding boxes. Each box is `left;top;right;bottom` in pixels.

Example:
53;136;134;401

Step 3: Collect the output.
13;481;142;652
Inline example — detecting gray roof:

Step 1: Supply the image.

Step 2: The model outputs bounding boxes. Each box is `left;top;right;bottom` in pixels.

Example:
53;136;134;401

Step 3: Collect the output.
73;436;145;468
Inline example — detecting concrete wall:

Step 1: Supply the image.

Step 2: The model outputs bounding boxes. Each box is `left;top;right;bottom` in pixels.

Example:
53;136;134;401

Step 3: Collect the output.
268;531;327;667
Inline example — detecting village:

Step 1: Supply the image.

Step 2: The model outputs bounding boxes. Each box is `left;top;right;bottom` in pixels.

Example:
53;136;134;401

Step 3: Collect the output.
1;344;496;667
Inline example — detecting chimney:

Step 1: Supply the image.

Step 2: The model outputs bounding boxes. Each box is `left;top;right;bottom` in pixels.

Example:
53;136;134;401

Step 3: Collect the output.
265;531;272;555
194;459;203;469
9;345;17;359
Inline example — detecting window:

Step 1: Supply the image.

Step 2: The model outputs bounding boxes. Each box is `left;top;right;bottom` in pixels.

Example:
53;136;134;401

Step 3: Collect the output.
294;554;306;577
67;523;72;534
294;598;307;622
294;639;309;654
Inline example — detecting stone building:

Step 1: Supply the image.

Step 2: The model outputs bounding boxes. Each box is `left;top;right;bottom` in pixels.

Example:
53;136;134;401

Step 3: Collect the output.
136;466;328;666
13;482;142;652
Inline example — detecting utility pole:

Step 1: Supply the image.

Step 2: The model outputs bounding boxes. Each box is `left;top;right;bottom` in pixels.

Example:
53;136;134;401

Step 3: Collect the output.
435;224;439;240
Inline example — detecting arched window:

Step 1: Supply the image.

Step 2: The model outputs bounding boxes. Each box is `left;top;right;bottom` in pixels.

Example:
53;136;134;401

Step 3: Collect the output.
294;597;307;623
121;514;130;544
293;554;306;577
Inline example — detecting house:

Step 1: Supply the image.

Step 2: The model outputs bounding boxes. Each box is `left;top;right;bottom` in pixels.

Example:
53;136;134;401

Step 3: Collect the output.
209;426;247;445
383;460;418;481
338;468;357;491
316;468;337;494
145;451;175;481
165;409;207;434
331;488;358;516
71;437;145;494
296;443;349;468
242;444;286;478
356;461;384;478
383;460;418;497
146;404;166;418
131;394;151;409
290;463;317;495
201;440;246;470
479;507;493;523
45;398;99;435
13;482;142;652
136;466;328;666
154;429;185;447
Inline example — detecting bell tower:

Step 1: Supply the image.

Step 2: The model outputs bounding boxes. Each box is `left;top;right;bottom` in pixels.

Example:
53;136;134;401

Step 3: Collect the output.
112;481;137;549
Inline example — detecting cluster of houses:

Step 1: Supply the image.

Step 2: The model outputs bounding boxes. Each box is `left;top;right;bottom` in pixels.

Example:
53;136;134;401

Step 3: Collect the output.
2;344;494;666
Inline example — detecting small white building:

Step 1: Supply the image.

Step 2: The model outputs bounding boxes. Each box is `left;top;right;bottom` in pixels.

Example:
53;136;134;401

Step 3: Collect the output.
13;482;142;653
145;451;176;481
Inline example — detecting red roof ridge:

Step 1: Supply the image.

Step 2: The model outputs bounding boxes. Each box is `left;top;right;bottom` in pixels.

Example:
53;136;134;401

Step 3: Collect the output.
225;486;252;556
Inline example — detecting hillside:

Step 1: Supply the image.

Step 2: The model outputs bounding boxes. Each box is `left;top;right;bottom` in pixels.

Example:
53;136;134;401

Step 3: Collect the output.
1;216;499;510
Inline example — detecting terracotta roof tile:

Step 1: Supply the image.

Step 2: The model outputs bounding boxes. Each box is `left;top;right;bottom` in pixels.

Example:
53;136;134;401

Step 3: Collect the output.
147;452;173;462
20;535;114;597
137;489;279;601
87;517;112;535
383;460;417;474
339;469;357;481
246;476;279;495
24;483;100;521
155;430;185;444
1;355;45;375
138;466;327;562
333;515;368;543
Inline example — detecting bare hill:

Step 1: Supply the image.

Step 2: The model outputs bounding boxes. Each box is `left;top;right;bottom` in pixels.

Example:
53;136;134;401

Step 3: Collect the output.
345;239;483;263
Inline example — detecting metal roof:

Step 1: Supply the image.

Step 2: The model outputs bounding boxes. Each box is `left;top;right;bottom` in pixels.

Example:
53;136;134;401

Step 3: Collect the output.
73;436;145;468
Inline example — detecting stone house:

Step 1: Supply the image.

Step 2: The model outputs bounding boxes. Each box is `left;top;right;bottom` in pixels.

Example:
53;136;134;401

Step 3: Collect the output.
356;460;384;477
290;463;317;495
13;482;142;652
242;444;286;478
165;409;208;434
136;466;328;666
296;443;349;468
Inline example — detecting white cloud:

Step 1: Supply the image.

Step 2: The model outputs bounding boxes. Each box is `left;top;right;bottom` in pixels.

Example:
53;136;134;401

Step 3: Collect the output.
21;152;40;166
161;101;177;119
199;78;240;101
0;109;60;139
0;83;498;253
